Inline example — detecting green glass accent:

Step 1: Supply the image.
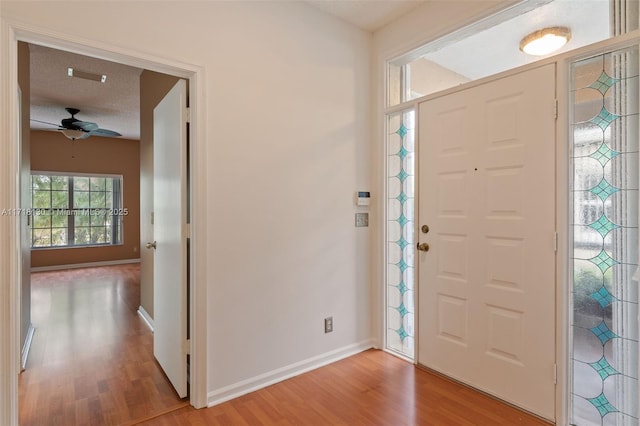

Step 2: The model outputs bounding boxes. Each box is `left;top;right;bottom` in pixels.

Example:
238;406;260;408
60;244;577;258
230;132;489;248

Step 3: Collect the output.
397;236;409;250
590;320;619;345
397;326;409;340
589;143;620;167
397;303;409;317
589;356;620;380
591;286;617;309
588;250;619;274
398;146;409;160
397;169;409;182
589;214;620;238
396;192;408;203
587;392;619;417
589;71;619;95
590;178;620;202
397;259;408;272
397;214;409;227
396;123;408;138
397;281;408;295
589;107;620;131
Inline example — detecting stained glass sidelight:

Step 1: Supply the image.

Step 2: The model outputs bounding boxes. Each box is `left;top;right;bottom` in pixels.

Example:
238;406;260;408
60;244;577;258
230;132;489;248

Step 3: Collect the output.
571;47;639;425
386;110;415;358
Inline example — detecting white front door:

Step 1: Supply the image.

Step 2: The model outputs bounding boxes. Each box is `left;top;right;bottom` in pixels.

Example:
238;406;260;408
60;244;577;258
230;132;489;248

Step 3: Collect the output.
417;64;556;419
152;79;188;398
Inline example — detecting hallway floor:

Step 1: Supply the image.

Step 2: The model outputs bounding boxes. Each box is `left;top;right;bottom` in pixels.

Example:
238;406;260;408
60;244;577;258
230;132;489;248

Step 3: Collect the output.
18;264;551;425
19;264;186;425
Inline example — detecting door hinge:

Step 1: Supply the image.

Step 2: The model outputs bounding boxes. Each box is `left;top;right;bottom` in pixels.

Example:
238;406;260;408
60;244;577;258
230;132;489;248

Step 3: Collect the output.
553;99;558;119
185;107;191;123
183;339;191;355
554;231;558;252
554;363;558;385
184;224;191;239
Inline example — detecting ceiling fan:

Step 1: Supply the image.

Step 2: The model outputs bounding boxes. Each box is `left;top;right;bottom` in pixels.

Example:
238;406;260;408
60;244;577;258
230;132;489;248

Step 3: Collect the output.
31;107;122;140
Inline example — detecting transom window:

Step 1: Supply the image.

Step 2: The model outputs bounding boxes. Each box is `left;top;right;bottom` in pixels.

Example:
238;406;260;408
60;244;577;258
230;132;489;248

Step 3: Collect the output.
31;173;124;248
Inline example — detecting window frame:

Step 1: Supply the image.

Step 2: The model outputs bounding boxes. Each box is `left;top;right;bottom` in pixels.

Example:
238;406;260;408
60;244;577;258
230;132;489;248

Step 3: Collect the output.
30;171;125;249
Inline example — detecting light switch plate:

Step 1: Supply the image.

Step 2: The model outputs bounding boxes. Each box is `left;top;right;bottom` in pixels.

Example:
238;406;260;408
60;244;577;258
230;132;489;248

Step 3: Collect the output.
355;213;368;227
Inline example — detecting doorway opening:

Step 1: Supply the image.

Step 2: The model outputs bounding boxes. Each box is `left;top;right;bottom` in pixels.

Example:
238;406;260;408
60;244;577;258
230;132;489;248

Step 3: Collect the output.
14;35;206;422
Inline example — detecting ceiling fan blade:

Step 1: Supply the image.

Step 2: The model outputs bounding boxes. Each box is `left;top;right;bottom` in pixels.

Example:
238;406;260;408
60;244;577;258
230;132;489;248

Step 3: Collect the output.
89;128;122;138
30;119;61;128
73;120;99;132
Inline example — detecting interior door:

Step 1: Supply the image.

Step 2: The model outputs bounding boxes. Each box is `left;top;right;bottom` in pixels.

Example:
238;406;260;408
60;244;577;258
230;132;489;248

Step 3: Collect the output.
417;64;556;419
152;79;188;398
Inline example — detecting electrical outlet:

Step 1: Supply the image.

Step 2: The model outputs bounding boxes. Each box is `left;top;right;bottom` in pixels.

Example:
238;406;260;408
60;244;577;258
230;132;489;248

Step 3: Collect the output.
324;317;333;333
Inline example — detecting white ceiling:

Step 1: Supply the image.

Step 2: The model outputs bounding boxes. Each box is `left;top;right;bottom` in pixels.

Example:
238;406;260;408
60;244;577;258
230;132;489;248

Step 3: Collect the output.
422;0;610;80
304;0;427;32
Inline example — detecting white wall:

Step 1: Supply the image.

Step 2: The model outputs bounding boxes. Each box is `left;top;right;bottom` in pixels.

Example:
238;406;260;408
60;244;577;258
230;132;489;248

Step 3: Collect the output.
0;0;372;405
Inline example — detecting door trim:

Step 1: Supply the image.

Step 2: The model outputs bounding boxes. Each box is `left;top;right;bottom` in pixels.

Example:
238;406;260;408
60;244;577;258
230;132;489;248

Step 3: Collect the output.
0;18;209;425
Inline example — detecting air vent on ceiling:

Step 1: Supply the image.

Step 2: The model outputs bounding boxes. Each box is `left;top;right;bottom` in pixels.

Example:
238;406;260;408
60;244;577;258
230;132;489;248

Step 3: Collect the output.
67;67;107;83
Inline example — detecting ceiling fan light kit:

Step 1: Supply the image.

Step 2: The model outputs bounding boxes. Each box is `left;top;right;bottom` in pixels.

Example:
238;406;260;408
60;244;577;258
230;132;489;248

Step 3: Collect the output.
519;26;571;56
60;129;86;140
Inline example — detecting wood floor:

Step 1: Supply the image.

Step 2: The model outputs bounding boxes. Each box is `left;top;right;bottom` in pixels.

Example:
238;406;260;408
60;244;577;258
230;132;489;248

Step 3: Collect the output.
145;349;550;426
19;265;551;426
19;264;186;426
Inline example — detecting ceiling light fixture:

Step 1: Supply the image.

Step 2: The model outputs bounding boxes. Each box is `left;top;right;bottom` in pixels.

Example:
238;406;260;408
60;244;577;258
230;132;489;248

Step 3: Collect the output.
519;26;571;56
60;129;85;140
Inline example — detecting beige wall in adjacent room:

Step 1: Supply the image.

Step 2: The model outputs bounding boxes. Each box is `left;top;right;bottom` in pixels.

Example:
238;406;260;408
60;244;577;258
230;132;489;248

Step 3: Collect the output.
139;70;180;319
30;130;140;268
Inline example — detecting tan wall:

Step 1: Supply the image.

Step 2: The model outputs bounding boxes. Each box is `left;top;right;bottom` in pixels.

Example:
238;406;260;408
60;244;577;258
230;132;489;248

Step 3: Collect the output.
18;42;31;352
139;70;180;319
30;130;140;267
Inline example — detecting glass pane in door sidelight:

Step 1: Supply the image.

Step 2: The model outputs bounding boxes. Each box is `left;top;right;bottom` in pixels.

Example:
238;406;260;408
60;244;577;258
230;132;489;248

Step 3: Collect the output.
386;109;415;359
570;47;639;426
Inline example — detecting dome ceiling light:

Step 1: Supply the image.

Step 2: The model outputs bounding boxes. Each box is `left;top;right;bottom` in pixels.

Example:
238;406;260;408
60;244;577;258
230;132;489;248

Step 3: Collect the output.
520;26;571;56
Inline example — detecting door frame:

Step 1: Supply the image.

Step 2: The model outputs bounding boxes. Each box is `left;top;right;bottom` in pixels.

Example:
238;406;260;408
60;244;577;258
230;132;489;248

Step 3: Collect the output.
0;18;209;424
379;29;640;426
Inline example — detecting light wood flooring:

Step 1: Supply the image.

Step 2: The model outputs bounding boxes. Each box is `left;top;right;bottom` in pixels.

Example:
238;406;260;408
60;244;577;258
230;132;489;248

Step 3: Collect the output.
144;349;551;426
19;264;551;425
19;264;186;425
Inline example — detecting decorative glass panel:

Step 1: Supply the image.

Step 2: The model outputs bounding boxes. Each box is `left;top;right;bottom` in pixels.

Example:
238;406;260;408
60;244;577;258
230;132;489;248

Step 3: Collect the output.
386;109;415;359
571;47;639;426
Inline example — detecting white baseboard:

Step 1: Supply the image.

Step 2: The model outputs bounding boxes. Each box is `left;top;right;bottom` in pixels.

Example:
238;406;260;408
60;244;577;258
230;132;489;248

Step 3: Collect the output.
137;306;154;332
21;324;35;371
31;258;141;273
207;339;374;407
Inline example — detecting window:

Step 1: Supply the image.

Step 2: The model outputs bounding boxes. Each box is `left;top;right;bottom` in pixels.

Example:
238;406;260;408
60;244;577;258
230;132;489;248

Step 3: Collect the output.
31;173;124;248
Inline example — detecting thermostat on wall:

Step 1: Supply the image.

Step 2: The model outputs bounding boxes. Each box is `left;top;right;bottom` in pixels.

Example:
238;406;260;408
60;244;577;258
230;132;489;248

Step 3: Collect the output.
356;191;370;206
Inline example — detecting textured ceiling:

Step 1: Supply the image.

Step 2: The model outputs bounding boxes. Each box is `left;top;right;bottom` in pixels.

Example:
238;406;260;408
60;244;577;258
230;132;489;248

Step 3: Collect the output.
29;44;142;140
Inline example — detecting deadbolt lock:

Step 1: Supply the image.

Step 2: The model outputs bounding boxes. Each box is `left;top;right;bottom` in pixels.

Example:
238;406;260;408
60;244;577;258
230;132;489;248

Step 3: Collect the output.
421;225;430;234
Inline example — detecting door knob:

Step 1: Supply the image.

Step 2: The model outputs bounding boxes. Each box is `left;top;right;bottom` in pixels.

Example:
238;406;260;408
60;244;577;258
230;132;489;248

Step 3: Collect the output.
417;242;429;252
146;241;157;250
